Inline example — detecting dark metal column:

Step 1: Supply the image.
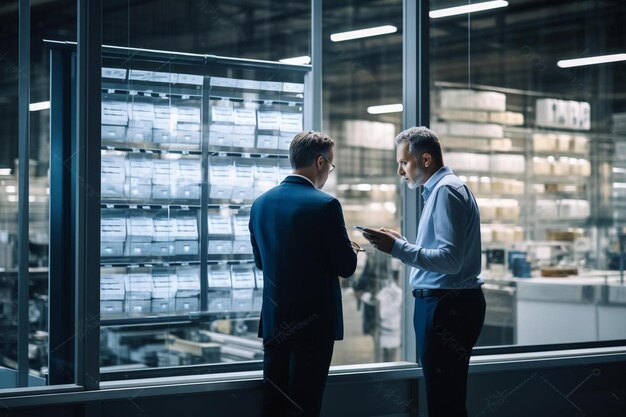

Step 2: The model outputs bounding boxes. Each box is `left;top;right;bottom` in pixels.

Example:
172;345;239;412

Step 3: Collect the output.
304;0;322;130
200;79;210;312
49;48;75;385
401;0;430;364
76;0;102;389
17;0;30;388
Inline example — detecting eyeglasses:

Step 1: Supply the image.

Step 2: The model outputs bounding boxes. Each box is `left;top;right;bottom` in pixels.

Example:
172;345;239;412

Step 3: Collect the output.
319;154;336;173
351;241;366;253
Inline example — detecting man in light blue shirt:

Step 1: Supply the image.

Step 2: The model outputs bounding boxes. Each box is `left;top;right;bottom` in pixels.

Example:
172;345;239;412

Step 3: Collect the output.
362;126;485;417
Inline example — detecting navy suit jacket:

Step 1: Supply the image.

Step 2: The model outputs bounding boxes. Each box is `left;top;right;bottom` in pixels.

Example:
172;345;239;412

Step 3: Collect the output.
249;175;357;343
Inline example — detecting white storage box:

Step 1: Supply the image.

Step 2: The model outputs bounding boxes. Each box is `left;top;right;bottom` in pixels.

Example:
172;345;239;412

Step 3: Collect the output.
490;154;525;174
124;273;153;300
176;266;201;297
439;89;506;112
447;122;503;138
208;240;233;255
208;270;232;289
233;239;253;254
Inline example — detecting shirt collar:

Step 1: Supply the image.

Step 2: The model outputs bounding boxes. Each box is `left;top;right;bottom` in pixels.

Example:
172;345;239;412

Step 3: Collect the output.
422;165;452;201
288;174;316;188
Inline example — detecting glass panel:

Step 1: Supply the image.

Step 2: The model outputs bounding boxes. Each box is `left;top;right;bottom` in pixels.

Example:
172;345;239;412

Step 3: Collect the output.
0;0;20;388
323;0;404;364
0;0;76;390
100;0;309;376
430;0;626;346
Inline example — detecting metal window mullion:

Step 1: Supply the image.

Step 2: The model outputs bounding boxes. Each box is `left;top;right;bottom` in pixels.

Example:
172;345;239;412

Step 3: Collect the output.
17;0;30;388
76;0;101;389
304;0;321;131
200;77;209;312
49;48;75;385
401;0;429;364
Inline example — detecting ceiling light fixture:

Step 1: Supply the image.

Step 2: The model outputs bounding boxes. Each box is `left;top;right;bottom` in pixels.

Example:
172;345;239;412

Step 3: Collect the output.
279;55;311;65
557;53;626;68
429;1;508;19
330;25;397;42
367;104;403;114
29;101;50;111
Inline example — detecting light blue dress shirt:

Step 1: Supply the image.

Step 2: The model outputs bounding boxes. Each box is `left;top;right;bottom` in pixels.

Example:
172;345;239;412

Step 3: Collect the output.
391;166;484;289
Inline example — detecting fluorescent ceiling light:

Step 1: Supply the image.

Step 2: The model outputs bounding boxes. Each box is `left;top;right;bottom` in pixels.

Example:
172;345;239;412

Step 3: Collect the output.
29;101;50;111
331;25;397;42
367;103;403;114
279;55;311;65
430;1;508;19
557;53;626;68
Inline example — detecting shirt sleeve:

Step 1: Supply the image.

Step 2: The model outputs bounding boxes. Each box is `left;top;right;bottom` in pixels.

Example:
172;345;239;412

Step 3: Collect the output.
390;185;468;275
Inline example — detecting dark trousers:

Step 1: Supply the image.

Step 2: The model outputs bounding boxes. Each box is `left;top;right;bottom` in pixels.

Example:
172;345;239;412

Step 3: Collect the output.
413;288;486;417
262;337;335;417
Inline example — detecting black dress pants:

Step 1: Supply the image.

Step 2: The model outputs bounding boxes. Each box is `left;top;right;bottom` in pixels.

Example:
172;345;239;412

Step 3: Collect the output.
413;288;486;417
262;336;335;417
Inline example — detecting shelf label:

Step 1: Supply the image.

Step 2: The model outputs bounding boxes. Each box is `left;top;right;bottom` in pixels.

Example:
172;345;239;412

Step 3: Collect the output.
129;204;138;209
151;71;172;84
182;94;190;100
102;101;128;125
142;205;151;210
181;205;190;210
129;69;153;81
257;111;281;130
102;67;127;80
177;73;204;86
282;82;304;93
236;79;261;90
260;81;283;92
211;106;235;123
279;112;303;133
106;204;114;209
210;77;238;88
235;108;257;126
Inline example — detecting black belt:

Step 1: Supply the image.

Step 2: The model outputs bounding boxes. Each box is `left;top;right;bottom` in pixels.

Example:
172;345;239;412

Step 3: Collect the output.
412;288;480;298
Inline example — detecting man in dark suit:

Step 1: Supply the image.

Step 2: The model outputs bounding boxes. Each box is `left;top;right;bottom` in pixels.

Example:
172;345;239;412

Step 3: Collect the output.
249;130;359;417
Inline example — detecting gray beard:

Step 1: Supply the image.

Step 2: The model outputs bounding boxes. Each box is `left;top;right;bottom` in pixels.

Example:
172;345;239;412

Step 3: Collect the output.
405;178;419;189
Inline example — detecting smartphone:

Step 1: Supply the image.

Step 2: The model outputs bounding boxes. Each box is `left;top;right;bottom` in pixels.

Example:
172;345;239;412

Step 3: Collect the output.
353;226;366;231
